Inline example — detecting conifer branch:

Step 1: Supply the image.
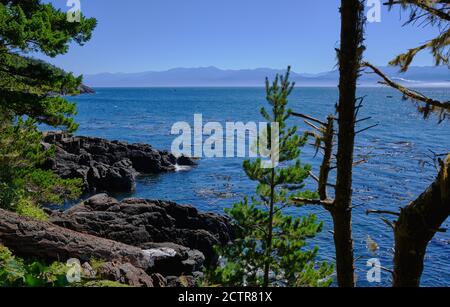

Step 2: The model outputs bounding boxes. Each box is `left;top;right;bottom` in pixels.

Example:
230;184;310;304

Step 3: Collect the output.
384;1;450;22
362;62;450;120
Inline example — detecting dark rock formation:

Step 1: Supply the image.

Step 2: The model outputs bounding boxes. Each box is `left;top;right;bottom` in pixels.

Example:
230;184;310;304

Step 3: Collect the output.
50;194;234;266
0;196;233;287
166;275;196;287
0;208;153;271
150;273;167;287
79;84;95;94
97;261;154;287
141;242;205;277
41;132;195;193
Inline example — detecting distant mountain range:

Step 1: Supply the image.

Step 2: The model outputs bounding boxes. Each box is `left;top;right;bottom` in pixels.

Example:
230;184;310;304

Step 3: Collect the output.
84;66;450;87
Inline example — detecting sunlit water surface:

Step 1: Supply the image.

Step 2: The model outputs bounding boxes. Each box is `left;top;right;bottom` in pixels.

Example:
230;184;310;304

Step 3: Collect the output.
63;87;449;287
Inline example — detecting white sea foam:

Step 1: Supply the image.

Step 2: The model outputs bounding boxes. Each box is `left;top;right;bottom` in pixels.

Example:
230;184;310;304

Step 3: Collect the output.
175;164;192;172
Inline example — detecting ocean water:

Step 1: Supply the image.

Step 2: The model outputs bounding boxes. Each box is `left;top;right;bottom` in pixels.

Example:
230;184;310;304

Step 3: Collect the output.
66;87;449;287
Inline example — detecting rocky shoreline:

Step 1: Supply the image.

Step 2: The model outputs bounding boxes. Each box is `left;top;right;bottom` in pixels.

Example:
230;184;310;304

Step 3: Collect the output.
60;194;234;286
0;134;233;287
51;194;233;266
1;194;233;287
41;132;196;193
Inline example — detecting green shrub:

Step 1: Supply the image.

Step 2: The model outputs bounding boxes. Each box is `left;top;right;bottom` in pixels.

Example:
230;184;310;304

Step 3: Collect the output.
15;198;49;221
81;280;131;288
0;245;130;287
0;116;83;219
0;245;69;287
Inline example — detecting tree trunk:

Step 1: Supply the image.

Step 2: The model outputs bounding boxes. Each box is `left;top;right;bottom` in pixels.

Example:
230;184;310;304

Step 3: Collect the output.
0;208;153;270
393;155;450;287
318;115;334;200
333;0;365;287
263;168;276;287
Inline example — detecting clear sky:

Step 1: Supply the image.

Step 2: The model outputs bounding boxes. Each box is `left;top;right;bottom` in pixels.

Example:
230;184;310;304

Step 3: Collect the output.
38;0;440;75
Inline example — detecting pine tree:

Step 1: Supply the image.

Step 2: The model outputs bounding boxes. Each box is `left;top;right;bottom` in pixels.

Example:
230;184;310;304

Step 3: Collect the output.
207;67;333;287
386;0;449;72
0;0;96;131
0;1;96;218
0;114;82;219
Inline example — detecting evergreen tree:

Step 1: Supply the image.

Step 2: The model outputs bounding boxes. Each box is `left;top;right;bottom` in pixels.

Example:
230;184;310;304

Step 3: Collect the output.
386;0;449;72
0;114;82;219
207;67;333;287
0;0;97;131
364;0;449;121
0;0;96;218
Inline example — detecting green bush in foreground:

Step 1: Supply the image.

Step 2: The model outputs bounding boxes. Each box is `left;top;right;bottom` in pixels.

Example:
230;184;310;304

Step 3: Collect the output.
0;244;70;287
0;115;83;220
0;245;128;287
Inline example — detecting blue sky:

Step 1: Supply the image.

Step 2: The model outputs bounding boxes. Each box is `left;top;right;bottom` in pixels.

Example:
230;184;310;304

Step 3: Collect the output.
39;0;440;75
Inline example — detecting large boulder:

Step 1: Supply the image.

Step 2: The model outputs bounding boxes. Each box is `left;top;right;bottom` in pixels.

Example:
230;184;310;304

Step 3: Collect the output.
141;243;205;276
0;208;154;271
41;132;196;193
51;194;234;266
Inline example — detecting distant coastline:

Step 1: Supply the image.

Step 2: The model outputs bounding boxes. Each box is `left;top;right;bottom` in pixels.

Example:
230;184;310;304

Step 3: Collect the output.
86;83;450;89
83;66;450;88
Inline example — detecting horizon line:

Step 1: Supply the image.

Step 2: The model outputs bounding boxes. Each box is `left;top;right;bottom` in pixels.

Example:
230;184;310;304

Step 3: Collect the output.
84;83;450;89
83;64;445;76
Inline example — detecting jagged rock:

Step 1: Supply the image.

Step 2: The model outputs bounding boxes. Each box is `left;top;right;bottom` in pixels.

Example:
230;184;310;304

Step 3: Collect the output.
166;275;196;288
177;155;197;166
0;196;233;286
79;84;95;94
41;132;196;193
82;262;97;279
51;194;234;266
97;261;154;287
0;208;153;271
150;273;167;287
141;243;205;276
143;247;185;276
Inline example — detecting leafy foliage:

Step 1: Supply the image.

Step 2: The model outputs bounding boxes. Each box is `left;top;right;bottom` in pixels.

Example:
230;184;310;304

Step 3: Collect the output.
0;245;129;287
80;280;130;288
206;68;333;287
0;0;96;219
0;0;96;131
0;114;83;220
0;1;93;218
0;244;71;287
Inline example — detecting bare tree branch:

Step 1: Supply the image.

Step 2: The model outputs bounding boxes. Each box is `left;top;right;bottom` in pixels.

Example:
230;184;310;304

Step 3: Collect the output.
362;62;450;120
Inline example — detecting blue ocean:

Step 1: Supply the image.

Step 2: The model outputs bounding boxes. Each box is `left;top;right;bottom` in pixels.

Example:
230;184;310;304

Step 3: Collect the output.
66;87;450;287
